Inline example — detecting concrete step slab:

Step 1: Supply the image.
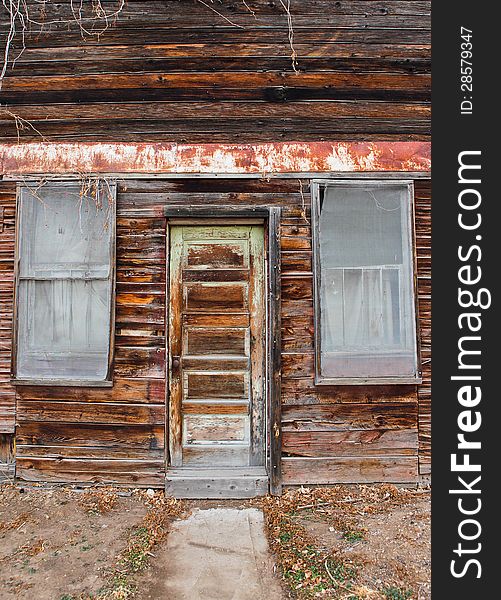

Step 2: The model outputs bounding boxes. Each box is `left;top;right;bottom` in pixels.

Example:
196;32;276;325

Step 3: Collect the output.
143;508;284;600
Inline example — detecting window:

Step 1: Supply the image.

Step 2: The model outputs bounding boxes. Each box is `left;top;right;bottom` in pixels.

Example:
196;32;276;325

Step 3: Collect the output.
13;182;116;384
312;180;420;384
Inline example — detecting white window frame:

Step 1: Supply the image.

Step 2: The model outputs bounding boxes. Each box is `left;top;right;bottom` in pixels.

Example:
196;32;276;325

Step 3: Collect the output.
311;179;422;385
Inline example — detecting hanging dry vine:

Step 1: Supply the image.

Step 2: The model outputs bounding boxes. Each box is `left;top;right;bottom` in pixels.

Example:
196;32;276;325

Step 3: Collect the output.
0;106;48;141
0;0;127;90
0;0;299;91
21;174;117;241
0;1;299;145
278;0;298;72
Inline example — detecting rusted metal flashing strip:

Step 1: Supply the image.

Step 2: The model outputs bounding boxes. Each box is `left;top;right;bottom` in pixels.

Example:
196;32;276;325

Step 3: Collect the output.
0;141;430;175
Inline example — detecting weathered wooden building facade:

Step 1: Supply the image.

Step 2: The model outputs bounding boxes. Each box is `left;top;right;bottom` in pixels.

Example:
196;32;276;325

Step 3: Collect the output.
0;1;430;497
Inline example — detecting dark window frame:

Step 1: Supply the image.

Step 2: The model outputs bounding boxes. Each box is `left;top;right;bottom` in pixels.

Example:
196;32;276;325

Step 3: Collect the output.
311;179;422;385
11;180;117;387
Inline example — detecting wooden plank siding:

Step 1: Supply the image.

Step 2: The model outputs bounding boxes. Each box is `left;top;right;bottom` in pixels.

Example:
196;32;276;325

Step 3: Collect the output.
0;182;16;434
1;177;430;485
0;0;430;143
279;179;429;484
414;180;431;476
14;201;167;485
0;0;431;486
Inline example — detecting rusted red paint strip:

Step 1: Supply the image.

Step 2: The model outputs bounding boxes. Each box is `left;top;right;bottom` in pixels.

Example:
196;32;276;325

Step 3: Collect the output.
0;141;430;175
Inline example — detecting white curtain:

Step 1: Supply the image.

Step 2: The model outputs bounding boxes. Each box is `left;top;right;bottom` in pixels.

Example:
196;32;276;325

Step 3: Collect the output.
319;183;416;379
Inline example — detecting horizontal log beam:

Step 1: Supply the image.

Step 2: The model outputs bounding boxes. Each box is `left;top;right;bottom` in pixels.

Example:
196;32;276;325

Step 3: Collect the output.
0;141;430;175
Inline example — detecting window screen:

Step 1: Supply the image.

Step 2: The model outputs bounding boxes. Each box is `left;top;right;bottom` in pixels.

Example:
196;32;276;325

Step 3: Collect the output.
313;181;419;383
14;182;116;383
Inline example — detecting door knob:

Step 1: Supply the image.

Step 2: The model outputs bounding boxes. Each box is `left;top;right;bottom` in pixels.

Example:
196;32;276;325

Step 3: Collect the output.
172;358;181;369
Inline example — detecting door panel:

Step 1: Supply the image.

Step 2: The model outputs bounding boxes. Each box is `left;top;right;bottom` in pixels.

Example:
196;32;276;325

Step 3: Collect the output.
183;372;249;399
184;328;248;355
184;415;249;444
184;283;248;312
186;242;248;268
168;225;266;469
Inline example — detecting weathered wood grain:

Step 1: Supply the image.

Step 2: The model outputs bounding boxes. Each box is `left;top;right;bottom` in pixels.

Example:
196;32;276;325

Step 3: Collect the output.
0;119;429;143
16;444;164;460
183;401;248;415
114;347;165;378
414;180;431;475
0;183;16;433
283;429;418;457
0;0;430;141
185;372;247;400
16;378;165;404
16;422;164;450
7;102;430;122
0;433;15;478
282;314;314;352
282;403;418;431
282;456;418;484
281;378;418;405
7;27;430;49
3;1;430;22
2;1;430;31
16;457;164;485
16;401;164;425
185;328;247;356
185;283;248;312
182;445;249;467
281;276;313;300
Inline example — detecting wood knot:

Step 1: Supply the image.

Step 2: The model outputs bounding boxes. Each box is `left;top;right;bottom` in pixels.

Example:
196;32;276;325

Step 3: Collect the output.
264;86;288;103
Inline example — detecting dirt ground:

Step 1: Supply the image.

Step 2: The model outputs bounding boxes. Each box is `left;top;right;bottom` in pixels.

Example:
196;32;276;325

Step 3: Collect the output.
260;485;430;599
0;484;430;600
0;484;149;599
297;496;430;598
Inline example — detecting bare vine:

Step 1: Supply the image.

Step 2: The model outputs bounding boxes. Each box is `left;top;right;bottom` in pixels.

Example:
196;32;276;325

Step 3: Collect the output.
0;106;48;141
1;0;27;83
0;1;299;90
0;1;299;141
196;0;243;28
23;174;116;236
0;0;127;91
298;179;309;224
278;0;298;73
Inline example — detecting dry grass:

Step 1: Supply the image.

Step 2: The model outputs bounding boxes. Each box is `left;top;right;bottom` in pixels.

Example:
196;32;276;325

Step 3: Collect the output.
87;490;188;600
0;484;188;600
19;538;47;557
1;483;427;600
0;512;31;533
258;485;426;599
78;487;120;516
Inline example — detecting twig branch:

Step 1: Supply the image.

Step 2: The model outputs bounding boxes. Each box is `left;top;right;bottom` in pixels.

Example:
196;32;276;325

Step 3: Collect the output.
0;0;127;89
0;107;48;142
196;0;244;28
278;0;298;72
324;559;354;594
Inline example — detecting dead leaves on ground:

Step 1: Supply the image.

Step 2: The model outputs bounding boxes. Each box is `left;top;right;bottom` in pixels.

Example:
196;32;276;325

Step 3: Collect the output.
87;490;188;600
258;485;423;599
0;512;32;533
78;487;120;515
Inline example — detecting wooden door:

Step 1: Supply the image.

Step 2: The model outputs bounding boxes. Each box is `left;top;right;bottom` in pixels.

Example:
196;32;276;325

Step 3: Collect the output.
168;225;266;470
